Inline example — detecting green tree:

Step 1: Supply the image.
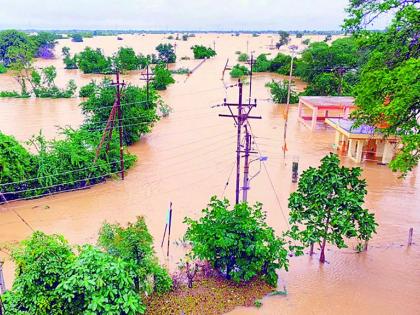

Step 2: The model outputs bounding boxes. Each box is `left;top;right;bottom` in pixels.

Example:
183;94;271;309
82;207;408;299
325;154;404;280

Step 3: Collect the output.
1;232;74;314
184;196;289;287
270;53;292;75
230;64;249;78
287;154;378;263
0;30;35;66
152;63;175;90
57;245;145;315
114;47;141;71
155;43;176;63
71;33;83;42
76;47;112;74
191;45;217;59
98;216;172;294
266;80;299;104
253;54;271;72
344;2;420;174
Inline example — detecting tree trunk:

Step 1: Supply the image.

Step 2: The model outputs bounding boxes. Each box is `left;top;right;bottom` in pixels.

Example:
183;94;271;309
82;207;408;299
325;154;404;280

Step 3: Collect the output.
319;210;331;263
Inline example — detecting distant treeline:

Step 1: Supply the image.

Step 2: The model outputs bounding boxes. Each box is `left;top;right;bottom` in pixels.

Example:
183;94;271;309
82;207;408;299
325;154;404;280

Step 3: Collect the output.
15;29;350;36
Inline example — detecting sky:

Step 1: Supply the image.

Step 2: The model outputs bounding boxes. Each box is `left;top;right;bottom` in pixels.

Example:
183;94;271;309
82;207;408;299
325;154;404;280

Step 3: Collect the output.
0;0;391;31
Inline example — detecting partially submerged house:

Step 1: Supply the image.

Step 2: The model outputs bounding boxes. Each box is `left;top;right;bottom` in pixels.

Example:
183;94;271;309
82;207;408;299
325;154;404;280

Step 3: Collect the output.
298;96;356;130
325;118;399;164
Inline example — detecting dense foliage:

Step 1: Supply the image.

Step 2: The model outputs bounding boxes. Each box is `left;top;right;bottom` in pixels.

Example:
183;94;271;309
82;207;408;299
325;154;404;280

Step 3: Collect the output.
1;232;74;314
0;30;34;66
114;47;142;71
76;47;113;74
295;37;361;96
253;53;292;75
266;80;299;104
98;216;172;295
344;1;420;174
230;64;249;78
152;63;175;90
287;154;377;263
2;231;148;314
71;33;83;42
184;197;289;287
191;45;217;59
276;31;290;49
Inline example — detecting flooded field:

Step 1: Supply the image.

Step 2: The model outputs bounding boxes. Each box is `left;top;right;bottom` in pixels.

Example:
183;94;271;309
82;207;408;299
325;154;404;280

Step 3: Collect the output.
0;34;419;314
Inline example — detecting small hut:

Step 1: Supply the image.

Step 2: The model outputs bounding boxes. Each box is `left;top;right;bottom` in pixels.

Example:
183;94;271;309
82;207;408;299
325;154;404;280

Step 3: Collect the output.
298;96;356;130
325;118;399;164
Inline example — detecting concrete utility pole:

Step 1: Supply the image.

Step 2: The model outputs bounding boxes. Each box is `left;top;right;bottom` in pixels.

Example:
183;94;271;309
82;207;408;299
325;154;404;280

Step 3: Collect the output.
0;259;6;294
92;71;126;180
219;80;260;204
140;65;155;108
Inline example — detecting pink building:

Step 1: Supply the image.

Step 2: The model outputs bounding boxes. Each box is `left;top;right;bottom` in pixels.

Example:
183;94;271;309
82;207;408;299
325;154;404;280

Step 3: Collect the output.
298;96;356;130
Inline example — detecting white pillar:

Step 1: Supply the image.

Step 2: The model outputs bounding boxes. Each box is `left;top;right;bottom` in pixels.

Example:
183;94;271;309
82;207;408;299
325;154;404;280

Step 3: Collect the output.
355;140;364;163
311;107;318;130
348;139;355;158
298;100;303;119
382;141;394;164
334;131;340;148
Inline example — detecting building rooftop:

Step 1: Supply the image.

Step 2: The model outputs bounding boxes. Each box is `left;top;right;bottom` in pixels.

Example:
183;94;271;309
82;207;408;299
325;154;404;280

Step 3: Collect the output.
299;96;355;108
326;118;375;135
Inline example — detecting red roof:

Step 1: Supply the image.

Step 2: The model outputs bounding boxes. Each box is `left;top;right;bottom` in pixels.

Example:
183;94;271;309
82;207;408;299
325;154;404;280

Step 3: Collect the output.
299;96;355;109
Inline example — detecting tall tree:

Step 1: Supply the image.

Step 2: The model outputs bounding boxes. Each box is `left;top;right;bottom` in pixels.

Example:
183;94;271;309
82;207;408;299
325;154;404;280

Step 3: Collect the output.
287;154;377;263
155;43;176;63
343;0;420;174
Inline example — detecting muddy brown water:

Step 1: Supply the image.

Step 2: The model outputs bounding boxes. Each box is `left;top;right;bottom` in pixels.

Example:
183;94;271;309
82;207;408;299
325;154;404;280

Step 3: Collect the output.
0;34;419;315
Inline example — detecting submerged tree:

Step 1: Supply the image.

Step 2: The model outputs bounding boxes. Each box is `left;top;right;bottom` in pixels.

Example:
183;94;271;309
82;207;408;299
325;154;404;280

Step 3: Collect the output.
155;43;176;63
276;31;290;49
287;154;377;263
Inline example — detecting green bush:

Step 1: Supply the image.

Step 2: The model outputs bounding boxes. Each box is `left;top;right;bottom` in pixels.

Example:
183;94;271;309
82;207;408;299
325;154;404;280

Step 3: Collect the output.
79;80;98;97
266;80;299;104
301;72;340;96
98;216;172;295
230;64;249;78
0;90;28;98
191;45;216;59
270;53;292;75
76;47;113;74
253;54;271;72
0;63;7;73
1;232;74;314
152;63;175;91
71;33;83;42
31;66;77;98
184;197;289;287
0;132;37;196
238;53;249;62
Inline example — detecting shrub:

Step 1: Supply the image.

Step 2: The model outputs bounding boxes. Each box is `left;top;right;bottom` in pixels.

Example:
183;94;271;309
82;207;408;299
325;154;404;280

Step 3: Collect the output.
270;53;292;75
302;38;310;45
1;232;74;314
79;80;98;97
58;245;145;315
266;80;299;104
182;34;188;41
0;132;37;196
238;53;249;62
191;45;216;59
152;63;175;91
76;47;113;74
230;64;249;78
98;216;172;295
31;66;77;98
170;67;190;74
184;197;289;287
62;46;78;69
253;54;271;72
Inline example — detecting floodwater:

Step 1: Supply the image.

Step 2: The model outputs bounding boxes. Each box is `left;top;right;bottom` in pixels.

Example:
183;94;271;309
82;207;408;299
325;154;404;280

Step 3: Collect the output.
0;34;419;315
